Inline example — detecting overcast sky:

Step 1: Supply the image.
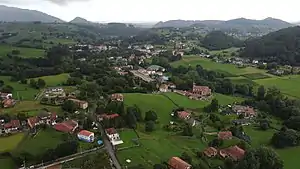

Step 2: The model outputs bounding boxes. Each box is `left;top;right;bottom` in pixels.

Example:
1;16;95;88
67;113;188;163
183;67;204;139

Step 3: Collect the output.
0;0;299;22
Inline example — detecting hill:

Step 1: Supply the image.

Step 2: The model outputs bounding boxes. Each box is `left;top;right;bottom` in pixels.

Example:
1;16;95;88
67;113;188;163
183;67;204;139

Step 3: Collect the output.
202;31;243;50
0;5;63;23
69;17;92;25
154;18;293;36
240;26;300;66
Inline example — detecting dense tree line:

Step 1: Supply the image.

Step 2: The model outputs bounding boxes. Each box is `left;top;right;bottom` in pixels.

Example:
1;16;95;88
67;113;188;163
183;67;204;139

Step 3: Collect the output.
240;26;300;66
201;31;243;50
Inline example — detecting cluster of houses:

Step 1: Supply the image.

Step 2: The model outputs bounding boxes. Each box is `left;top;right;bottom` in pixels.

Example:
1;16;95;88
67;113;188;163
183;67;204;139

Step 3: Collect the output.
0;92;16;108
40;87;88;110
174;83;212;100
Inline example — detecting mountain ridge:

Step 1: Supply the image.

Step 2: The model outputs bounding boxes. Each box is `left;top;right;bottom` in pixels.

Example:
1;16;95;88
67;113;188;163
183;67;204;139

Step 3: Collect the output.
0;5;64;23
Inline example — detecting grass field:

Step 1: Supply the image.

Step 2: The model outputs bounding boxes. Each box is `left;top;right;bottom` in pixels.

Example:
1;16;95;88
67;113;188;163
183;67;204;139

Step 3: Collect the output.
33;73;69;87
117;130;207;168
13;128;65;156
227;76;258;85
0;45;45;58
242;73;271;80
0;100;62;115
45;38;76;45
118;129;139;148
0;157;15;169
254;75;300;98
0;133;25;152
0;76;39;100
171;56;269;76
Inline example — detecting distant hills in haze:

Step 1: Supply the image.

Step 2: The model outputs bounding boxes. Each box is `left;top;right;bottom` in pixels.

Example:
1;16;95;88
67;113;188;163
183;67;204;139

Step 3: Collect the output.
154;18;294;30
0;5;63;23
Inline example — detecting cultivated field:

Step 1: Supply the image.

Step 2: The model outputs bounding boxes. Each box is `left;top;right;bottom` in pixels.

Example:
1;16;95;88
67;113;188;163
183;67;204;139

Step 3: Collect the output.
0;133;25;152
0;45;45;58
171;56;270;76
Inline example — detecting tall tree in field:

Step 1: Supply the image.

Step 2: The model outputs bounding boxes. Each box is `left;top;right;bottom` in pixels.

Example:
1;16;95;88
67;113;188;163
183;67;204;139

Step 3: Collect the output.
37;78;46;88
257;85;266;100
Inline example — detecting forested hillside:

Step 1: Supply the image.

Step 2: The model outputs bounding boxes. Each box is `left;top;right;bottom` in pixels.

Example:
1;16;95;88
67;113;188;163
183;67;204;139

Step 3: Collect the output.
240;26;300;65
201;31;243;50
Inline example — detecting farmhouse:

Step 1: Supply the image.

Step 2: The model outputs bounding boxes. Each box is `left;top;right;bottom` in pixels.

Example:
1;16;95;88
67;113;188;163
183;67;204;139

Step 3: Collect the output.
177;111;191;120
232;105;256;118
105;128;123;146
0;93;12;100
54;120;78;133
2;99;16;108
27;112;57;128
3;120;21;133
218;131;233;140
168;157;191;169
203;147;218;157
159;84;169;92
77;130;95;143
219;145;245;161
68;98;88;109
192;84;211;96
111;94;124;102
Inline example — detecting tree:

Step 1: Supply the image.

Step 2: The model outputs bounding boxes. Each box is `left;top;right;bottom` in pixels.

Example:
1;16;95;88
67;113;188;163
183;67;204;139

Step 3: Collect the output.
37;78;46;88
260;120;269;130
144;111;158;121
29;79;37;88
153;164;167;169
180;152;192;164
83;116;93;130
12;49;20;55
236;147;283;169
205;99;219;112
145;120;155;132
1;85;13;93
257;85;266;100
182;124;193;136
62;100;78;113
271;128;300;148
126;111;137;129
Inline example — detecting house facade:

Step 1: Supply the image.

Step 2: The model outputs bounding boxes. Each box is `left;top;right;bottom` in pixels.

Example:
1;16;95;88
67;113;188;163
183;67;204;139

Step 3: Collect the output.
111;94;124;102
68;98;88;109
77;130;95;142
105;128;123;145
203;147;218;157
27;112;57;128
159;84;169;92
3;120;21;133
192;84;211;96
232;105;256;118
218;131;233;140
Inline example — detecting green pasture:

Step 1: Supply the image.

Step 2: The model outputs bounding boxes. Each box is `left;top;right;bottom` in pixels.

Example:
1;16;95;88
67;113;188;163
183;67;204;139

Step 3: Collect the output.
33;73;69;87
0;45;45;58
0;133;25;152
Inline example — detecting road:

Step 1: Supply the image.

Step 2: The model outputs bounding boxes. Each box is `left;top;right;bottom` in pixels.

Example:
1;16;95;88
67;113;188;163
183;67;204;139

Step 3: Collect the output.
92;114;122;169
19;146;105;169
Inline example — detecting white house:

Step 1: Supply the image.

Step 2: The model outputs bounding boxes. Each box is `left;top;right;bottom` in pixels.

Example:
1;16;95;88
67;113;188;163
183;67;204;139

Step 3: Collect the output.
105;128;123;146
77;130;95;143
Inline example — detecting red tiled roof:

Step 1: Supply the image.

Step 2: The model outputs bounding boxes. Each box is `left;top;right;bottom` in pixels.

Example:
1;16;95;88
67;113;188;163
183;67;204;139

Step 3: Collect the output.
78;130;94;137
51;112;57;120
2;99;14;107
4;120;20;129
54;120;78;133
233;105;256;116
100;113;119;119
203;147;218;157
168;157;191;169
105;128;117;135
177;111;190;119
220;145;245;161
218;131;233;140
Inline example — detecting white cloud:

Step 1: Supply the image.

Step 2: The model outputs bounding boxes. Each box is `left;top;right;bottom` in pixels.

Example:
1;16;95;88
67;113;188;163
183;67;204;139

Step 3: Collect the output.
0;0;299;22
